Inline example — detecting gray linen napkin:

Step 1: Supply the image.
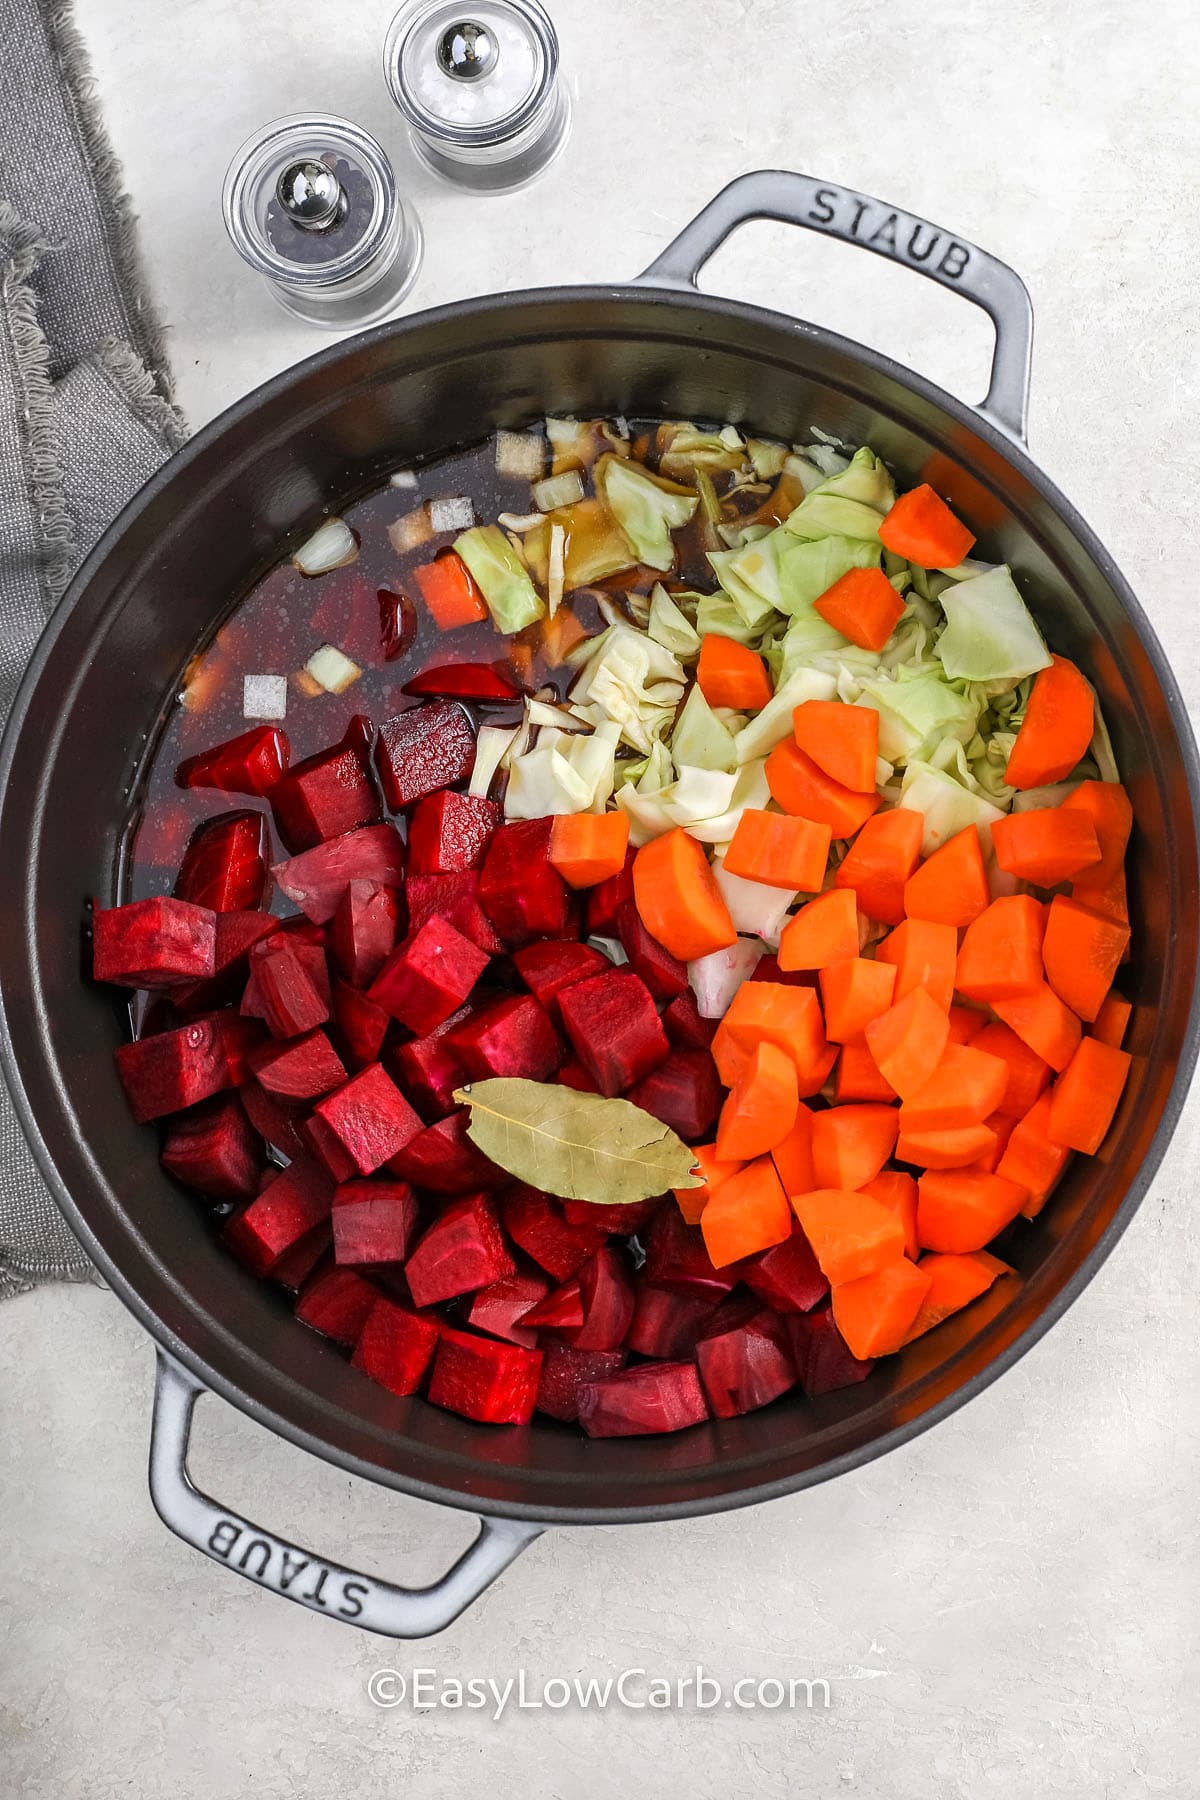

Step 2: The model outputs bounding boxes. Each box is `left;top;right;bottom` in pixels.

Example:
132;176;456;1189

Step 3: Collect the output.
0;0;187;1295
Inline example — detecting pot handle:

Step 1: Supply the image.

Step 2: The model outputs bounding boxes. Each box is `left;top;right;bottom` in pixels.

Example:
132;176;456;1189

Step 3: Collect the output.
637;170;1033;441
148;1354;542;1638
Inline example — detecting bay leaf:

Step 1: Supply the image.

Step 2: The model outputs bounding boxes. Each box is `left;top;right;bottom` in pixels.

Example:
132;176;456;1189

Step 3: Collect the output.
454;1078;703;1206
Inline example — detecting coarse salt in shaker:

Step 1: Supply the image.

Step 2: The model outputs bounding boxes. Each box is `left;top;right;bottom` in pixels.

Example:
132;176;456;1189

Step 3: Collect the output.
383;0;570;192
222;114;423;328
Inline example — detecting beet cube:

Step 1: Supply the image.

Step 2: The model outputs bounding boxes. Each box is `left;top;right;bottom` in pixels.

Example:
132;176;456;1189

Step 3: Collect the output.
330;978;390;1071
177;725;290;796
312;1063;422;1175
407;790;500;876
696;1308;797;1418
573;1247;635;1350
332;1178;419;1266
405;1192;515;1307
272;823;406;924
467;1271;550;1347
427;1327;541;1425
643;1205;738;1298
512;941;608;1022
577;1362;710;1437
561;1196;663;1236
271;720;382;852
557;1058;600;1094
115;1013;262;1122
535;1343;627;1422
501;1186;608;1281
249;1029;346;1102
402;662;522;702
627;1049;721;1142
299;1112;360;1184
241;1079;306;1160
369;916;489;1035
789;1308;875;1396
352;1295;440;1397
615;898;690;1000
176;812;269;912
92;896;217;989
741;1226;829;1315
223;1156;334;1280
517;1274;584;1332
405;871;503;954
478;818;572;948
661;992;718;1051
387;1108;502;1193
448;993;563;1083
387;1009;469;1120
172;910;279;1014
295;1263;378;1346
626;1284;720;1359
558;970;669;1098
242;934;329;1039
327;880;400;987
160;1092;261;1200
374;701;476;810
584;847;636;937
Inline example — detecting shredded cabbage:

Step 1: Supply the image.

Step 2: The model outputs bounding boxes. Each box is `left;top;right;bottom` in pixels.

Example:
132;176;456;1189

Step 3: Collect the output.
857;668;981;766
594;455;698;571
504;721;619;819
899;760;1006;856
694;588;766;647
776;533;882;615
671;682;738;772
732;666;838;765
453;525;544;633
569;622;687;755
935;565;1052;682
647;583;701;659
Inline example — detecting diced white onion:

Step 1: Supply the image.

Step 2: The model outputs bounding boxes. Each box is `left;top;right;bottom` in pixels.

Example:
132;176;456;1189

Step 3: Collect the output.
389;469;418;489
547;521;566;616
532;469;585;513
388;506;433;554
292;517;357;575
688;938;763;1018
497;511;545;533
430;495;475;533
293;670;323;699
527;697;586;731
304;644;362;694
495;430;544;480
243;674;287;720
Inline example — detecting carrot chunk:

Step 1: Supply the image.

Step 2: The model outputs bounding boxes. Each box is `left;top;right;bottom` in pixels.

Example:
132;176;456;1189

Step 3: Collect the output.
413;552;488;629
777;888;861;971
832;1258;933;1359
793;700;879;793
549;812;630;888
896;1123;999;1170
876;917;957;1011
947;1005;986;1045
992;982;1081;1073
834;1039;897;1103
791;1189;907;1284
902;1251;1011;1343
862;1170;919;1258
834;807;924;926
696;635;773;711
1041;894;1130;1023
765;740;881;838
1061;780;1132;879
996;1091;1070;1215
1004;656;1095;788
990;806;1101;887
965;1113;1014;1173
1091;992;1132;1049
712;982;827;1087
903;825;990;927
916;1170;1027;1253
955;896;1045;1003
811;1103;899;1191
723;809;831;892
1071;863;1129;925
674;1141;743;1224
1047;1037;1131;1154
771;1104;815;1197
633;829;736;962
878;483;975;568
716;1041;799;1162
818;956;897;1044
899;1042;1008;1134
968;1022;1051;1119
701;1155;792;1267
865;986;951;1099
813;566;906;651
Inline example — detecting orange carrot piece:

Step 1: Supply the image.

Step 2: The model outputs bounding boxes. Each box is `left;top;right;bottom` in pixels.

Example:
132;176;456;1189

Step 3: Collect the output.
834;807;924;926
899;1042;1008;1134
793;700;879;793
765;740;881;838
832;1258;933;1359
812;566;906;652
876;917;957;1011
902;1251;1011;1343
955;896;1045;1003
1071;863;1129;925
716;1041;799;1161
878;484;975;567
701;1155;792;1267
712;982;826;1087
1092;992;1132;1049
835;1039;897;1104
1004;656;1095;788
811;1103;899;1191
903;825;991;927
1047;1037;1132;1154
990;806;1101;887
818;956;897;1044
696;635;773;711
413;552;488;629
966;1112;1014;1173
992;981;1081;1073
674;1141;743;1224
797;1042;840;1100
771;1104;815;1197
862;1170;919;1258
777;888;861;971
947;1005;986;1045
997;1092;1070;1216
1041;894;1130;1023
1060;781;1132;885
969;1022;1051;1119
865;986;950;1100
897;1123;999;1170
549;811;630;888
633;829;736;962
538;606;589;667
723;809;831;892
790;1189;907;1284
916;1170;1027;1253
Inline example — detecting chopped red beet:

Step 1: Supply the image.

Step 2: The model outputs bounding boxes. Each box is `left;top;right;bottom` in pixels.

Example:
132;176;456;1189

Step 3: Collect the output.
331;1178;419;1266
249;1028;347;1102
478;818;573;948
405;1191;515;1307
241;934;330;1039
584;847;636;937
222;1156;334;1280
511;940;609;1021
241;1079;306;1160
615;898;690;1000
517;1274;584;1331
405;871;503;954
577;1361;710;1437
557;1058;600;1094
387;1108;503;1193
378;587;418;664
176;726;290;796
740;1227;829;1314
351;1295;440;1396
295;1263;378;1346
369;916;489;1035
467;1271;550;1347
427;1327;541;1425
330;979;390;1072
272;823;406;924
299;1111;360;1184
560;1196;663;1236
557;970;669;1097
696;1308;797;1418
789;1308;875;1396
535;1343;627;1422
573;1247;635;1350
172;910;279;1014
626;1285;720;1359
92;896;217;988
402;662;522;701
327;880;400;987
374;701;476;810
626;1049;721;1142
271;719;382;852
312;1063;423;1175
385;1009;467;1122
175;812;269;912
407;789;500;876
500;1186;608;1280
114;1013;263;1122
448;993;564;1081
642;1205;738;1298
661;991;718;1051
160;1092;261;1201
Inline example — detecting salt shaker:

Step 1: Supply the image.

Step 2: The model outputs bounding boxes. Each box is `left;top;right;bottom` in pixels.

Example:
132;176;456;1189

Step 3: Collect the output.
383;0;570;192
222;115;423;327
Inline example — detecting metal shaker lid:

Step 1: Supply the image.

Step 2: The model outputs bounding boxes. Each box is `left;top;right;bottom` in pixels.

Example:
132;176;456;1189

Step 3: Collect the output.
384;0;559;148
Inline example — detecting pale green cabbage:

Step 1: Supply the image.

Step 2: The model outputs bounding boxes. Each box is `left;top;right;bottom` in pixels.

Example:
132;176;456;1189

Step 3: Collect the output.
569;622;687;754
594;455;698;571
647;583;701;659
671;683;738;772
453;525;544;632
934;565;1052;682
732;665;838;765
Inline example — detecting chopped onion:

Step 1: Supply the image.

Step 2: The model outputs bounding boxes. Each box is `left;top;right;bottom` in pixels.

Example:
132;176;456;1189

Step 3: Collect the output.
495;430;544;480
388;506;433;554
527;697;586;731
497;511;544;533
293;669;323;699
532;469;585;513
430;495;475;534
304;643;362;694
292;517;357;576
389;469;418;489
243;674;287;720
547;521;565;616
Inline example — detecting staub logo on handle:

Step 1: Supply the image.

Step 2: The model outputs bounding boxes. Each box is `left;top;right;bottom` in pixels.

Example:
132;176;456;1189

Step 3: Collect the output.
806;184;972;281
207;1517;371;1619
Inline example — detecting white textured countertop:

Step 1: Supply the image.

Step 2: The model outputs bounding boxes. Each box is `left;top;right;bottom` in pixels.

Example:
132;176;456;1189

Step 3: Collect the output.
4;1;1200;1795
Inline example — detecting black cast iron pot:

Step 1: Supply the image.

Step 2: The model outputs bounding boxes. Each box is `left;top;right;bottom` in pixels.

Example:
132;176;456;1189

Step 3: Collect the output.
2;173;1197;1637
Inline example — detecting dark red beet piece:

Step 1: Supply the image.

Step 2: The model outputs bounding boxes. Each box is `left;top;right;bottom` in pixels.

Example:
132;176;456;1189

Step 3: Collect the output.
374;701;476;810
327;880;400;988
402;662;522;702
271;718;382;852
448;993;564;1082
535;1343;627;1422
517;1274;584;1332
626;1049;722;1143
643;1205;738;1299
176;726;289;796
176;812;269;912
242;934;329;1039
561;1196;663;1236
557;1058;600;1094
749;953;817;991
387;1108;503;1193
92;896;217;989
789;1308;876;1396
696;1308;797;1418
330;978;390;1072
626;1285;720;1359
352;1295;440;1396
405;871;503;954
661;991;718;1051
407;790;501;875
478;818;572;948
405;1191;515;1307
378;587;418;664
295;1263;378;1346
332;1178;419;1266
573;1247;635;1350
249;1029;346;1102
241;1079;306;1160
512;940;608;1022
558;970;669;1098
577;1362;709;1438
299;1112;360;1184
160;1093;261;1200
467;1271;550;1347
272;823;406;924
741;1226;829;1315
172;911;279;1014
584;847;636;937
501;1186;608;1281
114;1014;263;1122
615;898;690;1000
369;916;489;1035
427;1327;541;1425
312;1063;423;1175
223;1156;334;1280
386;1008;469;1120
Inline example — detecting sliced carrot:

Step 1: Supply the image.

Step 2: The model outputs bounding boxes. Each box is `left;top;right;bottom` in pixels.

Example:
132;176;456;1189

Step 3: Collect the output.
990;806;1101;887
633;829;736;962
1060;781;1132;885
969;1021;1051;1119
674;1141;743;1224
897;1123;999;1170
1092;992;1132;1049
899;1042;1008;1134
549;811;630;888
1071;863;1129;925
876;917;957;1011
878;483;975;568
955;895;1045;1003
771;1104;815;1197
832;1258;933;1359
812;566;905;652
793;700;879;793
538;605;589;667
1004;656;1095;788
712;982;827;1087
1047;1037;1132;1154
716;1041;799;1161
947;1005;986;1045
818;956;897;1044
966;1112;1014;1173
862;1170;919;1258
916;1170;1027;1253
997;1091;1070;1216
790;1189;907;1284
413;552;488;629
834;807;924;926
777;888;861;971
696;635;773;711
1041;894;1129;1023
723;809;831;892
765;740;881;838
903;825;990;927
701;1156;792;1268
811;1103;899;1191
835;1040;897;1103
992;982;1081;1073
797;1042;839;1100
865;986;950;1099
901;1251;1011;1343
